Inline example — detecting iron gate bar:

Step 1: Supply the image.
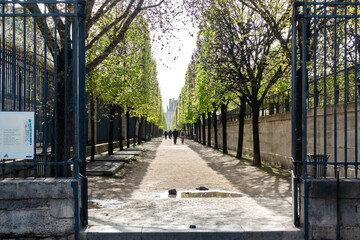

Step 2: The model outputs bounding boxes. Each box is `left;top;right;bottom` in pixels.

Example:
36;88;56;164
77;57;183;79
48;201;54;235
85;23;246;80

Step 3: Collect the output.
12;3;15;111
333;2;338;178
356;0;359;179
301;0;308;179
33;2;38;178
324;0;328;178
22;3;26;112
291;0;300;227
43;3;48;179
0;0;76;3
0;13;76;17
313;2;318;178
54;3;58;178
72;0;79;179
65;2;69;178
344;0;348;178
79;0;87;225
1;4;4;111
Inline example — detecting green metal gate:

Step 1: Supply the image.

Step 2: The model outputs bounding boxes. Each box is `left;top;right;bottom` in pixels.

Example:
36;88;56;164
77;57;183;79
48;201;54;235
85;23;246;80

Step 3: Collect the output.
0;0;87;232
292;0;360;238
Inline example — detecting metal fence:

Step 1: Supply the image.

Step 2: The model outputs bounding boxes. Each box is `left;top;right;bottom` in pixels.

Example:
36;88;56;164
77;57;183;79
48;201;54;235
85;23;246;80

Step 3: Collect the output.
292;0;360;237
225;82;359;123
292;0;360;180
0;0;86;181
93;101;140;145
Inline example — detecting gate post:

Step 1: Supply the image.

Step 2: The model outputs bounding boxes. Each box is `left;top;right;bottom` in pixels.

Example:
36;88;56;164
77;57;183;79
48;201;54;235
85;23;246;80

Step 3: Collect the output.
78;0;88;227
291;0;302;228
292;1;360;239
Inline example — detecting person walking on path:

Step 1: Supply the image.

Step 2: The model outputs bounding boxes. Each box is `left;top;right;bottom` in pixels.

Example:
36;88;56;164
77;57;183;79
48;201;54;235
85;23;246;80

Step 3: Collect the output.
164;131;168;140
173;129;178;144
168;130;172;140
180;128;186;144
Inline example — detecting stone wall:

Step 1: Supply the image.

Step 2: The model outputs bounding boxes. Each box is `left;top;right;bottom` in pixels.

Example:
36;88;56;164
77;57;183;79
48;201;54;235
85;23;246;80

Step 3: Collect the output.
204;102;360;171
0;179;81;239
301;179;360;239
205;112;293;168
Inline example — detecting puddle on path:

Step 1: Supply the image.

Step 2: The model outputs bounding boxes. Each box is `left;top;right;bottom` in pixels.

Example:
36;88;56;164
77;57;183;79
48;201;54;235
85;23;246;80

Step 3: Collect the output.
154;190;244;199
181;191;243;198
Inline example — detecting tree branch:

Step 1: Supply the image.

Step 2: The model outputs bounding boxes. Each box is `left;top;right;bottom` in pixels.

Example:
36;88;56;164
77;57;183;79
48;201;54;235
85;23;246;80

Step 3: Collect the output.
86;0;145;74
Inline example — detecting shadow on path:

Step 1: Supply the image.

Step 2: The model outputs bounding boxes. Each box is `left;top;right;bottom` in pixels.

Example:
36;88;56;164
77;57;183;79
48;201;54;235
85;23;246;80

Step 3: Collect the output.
186;140;292;198
88;139;162;201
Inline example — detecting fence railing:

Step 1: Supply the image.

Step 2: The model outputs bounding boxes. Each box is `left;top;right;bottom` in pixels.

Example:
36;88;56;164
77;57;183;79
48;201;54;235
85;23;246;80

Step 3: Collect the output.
0;0;86;180
221;82;359;124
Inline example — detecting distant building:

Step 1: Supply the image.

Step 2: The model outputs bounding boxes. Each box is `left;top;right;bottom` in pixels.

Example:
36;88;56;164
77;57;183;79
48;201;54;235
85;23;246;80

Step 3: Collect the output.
165;98;178;130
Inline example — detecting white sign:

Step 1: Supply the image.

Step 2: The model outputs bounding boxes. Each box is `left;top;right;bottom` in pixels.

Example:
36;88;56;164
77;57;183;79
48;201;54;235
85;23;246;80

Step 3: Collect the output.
0;112;35;159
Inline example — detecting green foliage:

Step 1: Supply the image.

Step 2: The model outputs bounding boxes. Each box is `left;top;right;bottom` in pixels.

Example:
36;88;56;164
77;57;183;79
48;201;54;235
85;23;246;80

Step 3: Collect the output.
86;15;166;129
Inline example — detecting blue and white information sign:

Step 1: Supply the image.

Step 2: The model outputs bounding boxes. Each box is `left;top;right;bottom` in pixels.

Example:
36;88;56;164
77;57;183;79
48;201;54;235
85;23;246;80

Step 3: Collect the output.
0;112;35;159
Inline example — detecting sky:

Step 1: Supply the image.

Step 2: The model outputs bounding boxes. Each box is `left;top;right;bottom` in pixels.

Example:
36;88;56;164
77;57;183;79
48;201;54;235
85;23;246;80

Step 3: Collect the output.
151;21;198;112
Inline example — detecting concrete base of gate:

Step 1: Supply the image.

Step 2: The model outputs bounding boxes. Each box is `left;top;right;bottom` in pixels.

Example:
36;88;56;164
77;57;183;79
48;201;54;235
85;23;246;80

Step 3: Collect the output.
301;179;360;240
0;178;82;239
81;229;303;240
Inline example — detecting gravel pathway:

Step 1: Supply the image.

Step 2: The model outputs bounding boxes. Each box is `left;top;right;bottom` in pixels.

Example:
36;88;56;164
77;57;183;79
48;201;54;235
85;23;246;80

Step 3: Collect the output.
86;138;298;233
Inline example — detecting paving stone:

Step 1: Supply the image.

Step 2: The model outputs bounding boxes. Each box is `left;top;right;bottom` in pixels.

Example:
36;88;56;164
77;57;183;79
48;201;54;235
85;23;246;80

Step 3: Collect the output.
87;155;135;163
112;150;143;156
125;147;146;152
87;162;125;176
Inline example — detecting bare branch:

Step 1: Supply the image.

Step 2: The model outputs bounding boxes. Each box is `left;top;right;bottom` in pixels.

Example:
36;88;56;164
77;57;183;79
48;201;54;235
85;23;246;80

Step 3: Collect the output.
141;0;165;10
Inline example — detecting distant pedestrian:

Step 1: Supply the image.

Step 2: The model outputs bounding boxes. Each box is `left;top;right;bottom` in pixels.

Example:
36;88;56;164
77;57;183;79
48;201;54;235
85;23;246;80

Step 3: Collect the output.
164;131;168;140
168;130;173;140
173;129;178;144
180;129;186;144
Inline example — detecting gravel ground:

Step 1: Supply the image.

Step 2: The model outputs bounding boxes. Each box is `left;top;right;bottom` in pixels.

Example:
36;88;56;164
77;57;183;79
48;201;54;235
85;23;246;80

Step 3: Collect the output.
86;138;297;232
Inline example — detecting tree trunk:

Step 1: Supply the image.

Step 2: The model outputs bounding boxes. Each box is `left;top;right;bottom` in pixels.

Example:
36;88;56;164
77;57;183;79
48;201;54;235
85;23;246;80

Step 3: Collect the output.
194;122;198;141
207;111;211;147
108;104;116;155
236;96;246;159
198;118;202;143
221;103;228;154
90;96;96;160
138;116;142;144
213;108;218;150
252;103;261;167
56;61;72;177
292;25;305;177
126;109;130;148
187;123;192;139
133;117;137;147
202;113;206;145
118;106;123;151
190;123;194;139
149;122;152;140
144;119;148;142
